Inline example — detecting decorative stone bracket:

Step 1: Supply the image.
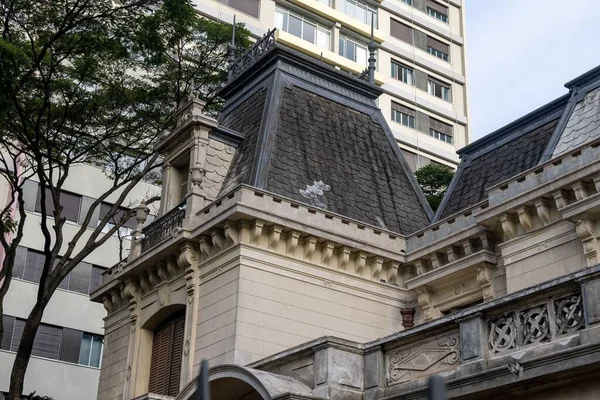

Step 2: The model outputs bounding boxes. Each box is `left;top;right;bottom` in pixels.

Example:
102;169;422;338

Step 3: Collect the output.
576;218;600;267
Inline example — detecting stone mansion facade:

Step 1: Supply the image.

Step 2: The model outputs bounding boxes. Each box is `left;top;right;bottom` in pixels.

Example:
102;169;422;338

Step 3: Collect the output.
91;34;600;400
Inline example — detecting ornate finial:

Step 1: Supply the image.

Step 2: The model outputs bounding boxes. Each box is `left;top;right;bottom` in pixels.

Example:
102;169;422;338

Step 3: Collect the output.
227;15;237;81
367;13;377;84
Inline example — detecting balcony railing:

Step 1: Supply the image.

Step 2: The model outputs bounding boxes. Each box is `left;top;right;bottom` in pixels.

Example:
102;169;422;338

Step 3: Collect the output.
229;28;277;81
141;201;186;251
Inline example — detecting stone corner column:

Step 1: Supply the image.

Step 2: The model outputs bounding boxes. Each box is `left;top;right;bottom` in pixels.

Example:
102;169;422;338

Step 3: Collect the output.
363;346;385;400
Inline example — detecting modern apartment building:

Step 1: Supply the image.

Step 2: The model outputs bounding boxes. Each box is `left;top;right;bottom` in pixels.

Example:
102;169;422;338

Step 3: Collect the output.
0;164;159;399
196;0;469;169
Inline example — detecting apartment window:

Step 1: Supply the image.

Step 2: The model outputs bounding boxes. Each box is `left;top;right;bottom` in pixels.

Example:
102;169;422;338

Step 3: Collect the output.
97;202;137;237
399;0;411;5
427;36;449;61
2;316;104;367
341;0;377;27
10;319;62;359
426;0;448;23
429;118;454;144
15;247;105;295
390;19;413;44
21;249;45;284
391;61;413;85
391;103;416;128
149;311;186;397
89;265;106;294
401;149;418;171
215;0;260;18
428;77;451;101
339;35;369;66
79;333;103;367
275;8;331;50
35;187;81;223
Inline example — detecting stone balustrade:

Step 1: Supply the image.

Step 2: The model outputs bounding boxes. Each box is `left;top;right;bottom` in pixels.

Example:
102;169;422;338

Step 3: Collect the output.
244;264;600;400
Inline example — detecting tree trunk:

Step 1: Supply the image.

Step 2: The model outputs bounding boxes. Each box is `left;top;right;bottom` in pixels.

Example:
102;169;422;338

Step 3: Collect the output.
8;298;47;399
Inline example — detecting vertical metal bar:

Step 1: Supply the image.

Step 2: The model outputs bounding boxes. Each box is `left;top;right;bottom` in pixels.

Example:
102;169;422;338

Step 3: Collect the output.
427;375;447;400
195;359;211;400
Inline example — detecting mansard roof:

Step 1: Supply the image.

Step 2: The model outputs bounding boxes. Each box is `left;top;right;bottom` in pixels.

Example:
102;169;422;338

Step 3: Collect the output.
436;64;600;222
215;37;432;235
435;96;568;220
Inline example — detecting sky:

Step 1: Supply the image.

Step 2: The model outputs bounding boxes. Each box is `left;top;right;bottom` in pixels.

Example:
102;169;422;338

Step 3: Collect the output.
465;0;600;140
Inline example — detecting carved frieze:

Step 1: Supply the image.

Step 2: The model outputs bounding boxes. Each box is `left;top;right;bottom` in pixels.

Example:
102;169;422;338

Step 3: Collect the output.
386;334;459;386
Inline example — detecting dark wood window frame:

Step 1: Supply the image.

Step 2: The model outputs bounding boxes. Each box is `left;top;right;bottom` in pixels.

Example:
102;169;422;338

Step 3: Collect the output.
149;311;186;396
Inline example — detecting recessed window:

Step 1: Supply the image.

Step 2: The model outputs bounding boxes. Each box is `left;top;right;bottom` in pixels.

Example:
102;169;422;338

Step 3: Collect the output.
339;35;368;66
429;128;453;144
97;203;137;237
428;78;451;101
427;7;448;22
429;118;454;144
1;316;104;368
427;46;448;61
400;0;412;5
79;333;104;367
215;0;260;18
391;61;413;85
426;1;449;23
390;19;413;44
427;36;450;61
149;311;186;397
341;0;377;27
35;187;81;223
391;103;416;128
275;8;331;50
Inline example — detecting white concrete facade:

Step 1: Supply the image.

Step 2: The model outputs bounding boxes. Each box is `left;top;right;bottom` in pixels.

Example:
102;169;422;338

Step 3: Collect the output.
194;0;469;169
0;163;160;399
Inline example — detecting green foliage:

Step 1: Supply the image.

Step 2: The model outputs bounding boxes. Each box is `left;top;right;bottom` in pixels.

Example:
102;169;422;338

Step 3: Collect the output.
0;1;250;397
0;0;250;177
415;163;455;212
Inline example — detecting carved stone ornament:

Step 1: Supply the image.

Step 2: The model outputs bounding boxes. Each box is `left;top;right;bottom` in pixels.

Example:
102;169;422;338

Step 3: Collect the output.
555;295;584;335
386;334;459;386
178;244;198;269
488;293;584;355
299;180;331;209
488;314;517;354
576;218;596;240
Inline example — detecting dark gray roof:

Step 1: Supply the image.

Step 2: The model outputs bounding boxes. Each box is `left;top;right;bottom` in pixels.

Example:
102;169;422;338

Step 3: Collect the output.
218;88;267;194
264;86;430;233
217;45;432;235
552;87;600;156
437;118;559;219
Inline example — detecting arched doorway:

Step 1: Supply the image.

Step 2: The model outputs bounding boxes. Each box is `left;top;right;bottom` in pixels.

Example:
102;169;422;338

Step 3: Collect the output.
176;364;313;400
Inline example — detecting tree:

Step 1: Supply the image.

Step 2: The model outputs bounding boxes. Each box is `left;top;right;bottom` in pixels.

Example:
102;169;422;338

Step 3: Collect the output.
415;163;455;212
0;0;249;397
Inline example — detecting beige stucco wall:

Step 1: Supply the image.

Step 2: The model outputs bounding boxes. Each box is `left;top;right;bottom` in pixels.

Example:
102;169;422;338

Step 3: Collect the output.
501;221;586;293
193;245;408;371
98;309;131;400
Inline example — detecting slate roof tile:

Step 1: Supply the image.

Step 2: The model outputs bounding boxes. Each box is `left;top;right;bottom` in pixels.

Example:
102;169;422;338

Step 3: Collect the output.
219;89;267;193
264;86;430;234
439;118;559;219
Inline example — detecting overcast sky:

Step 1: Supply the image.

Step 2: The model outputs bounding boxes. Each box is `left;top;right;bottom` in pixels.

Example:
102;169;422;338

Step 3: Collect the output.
465;0;600;140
